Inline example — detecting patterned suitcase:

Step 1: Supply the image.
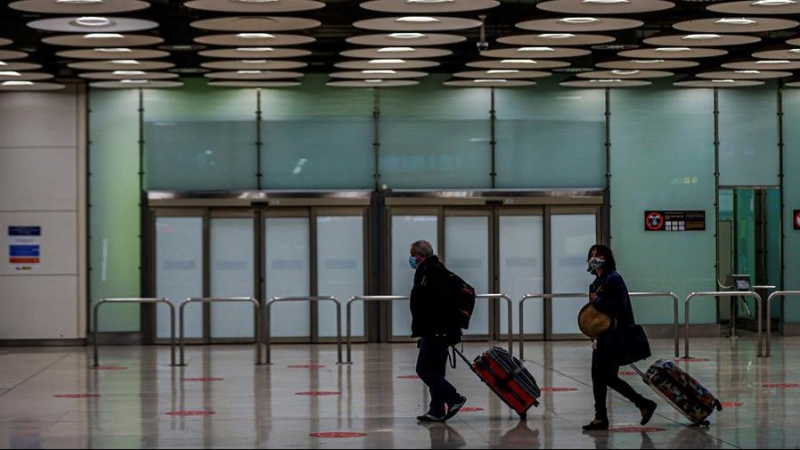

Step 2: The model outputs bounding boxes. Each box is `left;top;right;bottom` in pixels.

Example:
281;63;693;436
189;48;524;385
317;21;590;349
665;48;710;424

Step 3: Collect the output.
454;347;540;419
632;359;723;426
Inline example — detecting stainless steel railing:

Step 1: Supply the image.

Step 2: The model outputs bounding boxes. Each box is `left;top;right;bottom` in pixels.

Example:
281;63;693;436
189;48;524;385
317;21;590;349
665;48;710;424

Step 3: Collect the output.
518;293;586;361
685;291;764;358
265;296;343;365
478;294;515;356
346;295;408;364
766;291;800;357
178;297;262;366
93;298;176;367
629;292;681;358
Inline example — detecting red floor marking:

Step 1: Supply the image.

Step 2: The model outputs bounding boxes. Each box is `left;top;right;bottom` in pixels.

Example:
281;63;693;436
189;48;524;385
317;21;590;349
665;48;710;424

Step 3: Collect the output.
54;394;101;398
763;383;800;388
460;407;484;412
183;377;225;382
92;366;128;371
673;357;710;362
397;375;420;379
295;391;342;396
310;432;368;438
721;402;743;408
540;387;578;392
610;427;665;433
165;410;215;416
287;364;326;369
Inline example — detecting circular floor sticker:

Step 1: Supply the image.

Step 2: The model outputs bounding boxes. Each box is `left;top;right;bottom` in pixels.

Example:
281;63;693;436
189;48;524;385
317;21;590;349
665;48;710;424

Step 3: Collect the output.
721;401;743;408
183;377;225;382
295;391;342;396
540;387;578;392
92;366;128;371
610;427;665;433
673;357;710;362
310;432;368;438
460;407;484;412
165;410;215;416
287;364;325;369
763;383;800;389
397;375;420;379
54;394;101;398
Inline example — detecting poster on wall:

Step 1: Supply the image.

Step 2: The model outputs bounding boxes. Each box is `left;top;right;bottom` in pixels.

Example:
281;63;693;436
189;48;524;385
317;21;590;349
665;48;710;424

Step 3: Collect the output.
644;210;706;232
794;210;800;230
8;226;41;271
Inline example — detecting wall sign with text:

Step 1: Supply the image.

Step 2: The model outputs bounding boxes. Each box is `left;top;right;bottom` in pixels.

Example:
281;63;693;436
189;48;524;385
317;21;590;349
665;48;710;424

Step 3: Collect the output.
8;226;41;271
644;211;705;232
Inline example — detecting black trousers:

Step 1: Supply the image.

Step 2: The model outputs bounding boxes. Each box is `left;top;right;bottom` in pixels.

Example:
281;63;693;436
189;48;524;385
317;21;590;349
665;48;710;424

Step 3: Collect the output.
591;348;648;419
416;337;459;417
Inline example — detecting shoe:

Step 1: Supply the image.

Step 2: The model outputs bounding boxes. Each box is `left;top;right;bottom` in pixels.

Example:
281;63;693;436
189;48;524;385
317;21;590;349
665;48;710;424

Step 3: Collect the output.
444;395;467;421
417;412;446;422
582;418;609;431
639;399;657;426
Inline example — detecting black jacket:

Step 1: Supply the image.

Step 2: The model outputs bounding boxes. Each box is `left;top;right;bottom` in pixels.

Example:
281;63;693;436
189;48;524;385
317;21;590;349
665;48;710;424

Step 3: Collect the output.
590;270;635;350
410;255;462;342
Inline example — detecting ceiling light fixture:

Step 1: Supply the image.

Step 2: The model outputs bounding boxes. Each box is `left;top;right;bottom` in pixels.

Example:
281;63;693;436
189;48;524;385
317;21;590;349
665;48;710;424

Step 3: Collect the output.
120;79;149;84
74;17;113;27
237;70;264;74
519;47;555;52
751;0;796;5
559;17;600;24
756;59;790;64
735;70;761;73
84;33;124;39
538;34;576;39
501;59;537;64
378;47;416;52
475;79;507;82
365;79;385;83
712;79;736;83
655;47;691;51
396;17;440;23
590;79;623;83
487;69;520;73
632;59;666;63
110;59;139;64
362;70;397;74
1;81;34;86
388;33;427;39
236;33;275;39
112;70;145;75
0;71;21;77
683;34;721;40
57;0;103;3
583;0;629;3
611;69;639;75
369;59;406;63
242;60;269;63
407;0;454;3
236;47;275;52
715;18;757;25
96;48;132;52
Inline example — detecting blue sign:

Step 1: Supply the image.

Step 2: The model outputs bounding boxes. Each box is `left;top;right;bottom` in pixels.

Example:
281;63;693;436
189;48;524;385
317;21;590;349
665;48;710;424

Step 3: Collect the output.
10;245;40;257
9;226;41;236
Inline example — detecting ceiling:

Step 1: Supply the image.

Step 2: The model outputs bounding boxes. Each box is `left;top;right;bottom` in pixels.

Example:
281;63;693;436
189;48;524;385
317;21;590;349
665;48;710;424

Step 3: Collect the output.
2;0;800;89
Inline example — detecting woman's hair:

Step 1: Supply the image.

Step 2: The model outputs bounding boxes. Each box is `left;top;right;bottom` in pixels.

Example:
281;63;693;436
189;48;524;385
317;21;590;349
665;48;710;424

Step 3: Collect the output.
587;244;617;273
410;240;434;258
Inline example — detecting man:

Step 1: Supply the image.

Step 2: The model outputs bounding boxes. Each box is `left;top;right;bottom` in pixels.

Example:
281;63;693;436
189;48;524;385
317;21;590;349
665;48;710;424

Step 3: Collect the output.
409;240;467;422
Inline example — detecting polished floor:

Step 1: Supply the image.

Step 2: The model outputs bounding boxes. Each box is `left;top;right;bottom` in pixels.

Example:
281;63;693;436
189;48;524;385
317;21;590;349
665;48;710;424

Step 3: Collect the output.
0;336;797;449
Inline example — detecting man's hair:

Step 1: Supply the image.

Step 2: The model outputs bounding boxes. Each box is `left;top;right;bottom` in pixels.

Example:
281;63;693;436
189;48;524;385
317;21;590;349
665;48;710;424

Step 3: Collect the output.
411;240;435;258
587;244;617;273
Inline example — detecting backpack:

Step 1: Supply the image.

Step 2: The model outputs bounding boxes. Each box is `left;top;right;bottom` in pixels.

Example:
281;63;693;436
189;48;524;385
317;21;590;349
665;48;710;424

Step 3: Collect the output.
448;271;476;329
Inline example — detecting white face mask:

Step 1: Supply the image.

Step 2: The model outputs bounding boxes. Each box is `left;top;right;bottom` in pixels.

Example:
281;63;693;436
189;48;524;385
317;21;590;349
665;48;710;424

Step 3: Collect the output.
588;257;605;271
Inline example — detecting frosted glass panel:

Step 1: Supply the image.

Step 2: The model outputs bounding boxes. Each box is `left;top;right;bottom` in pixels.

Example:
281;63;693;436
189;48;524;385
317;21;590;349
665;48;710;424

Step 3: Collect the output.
317;216;364;338
156;217;203;339
89;89;141;332
495;88;605;188
391;215;438;338
499;215;544;335
610;88;716;325
379;75;491;189
265;218;310;338
550;214;596;335
210;218;255;339
782;90;800;322
143;78;258;190
445;216;490;336
719;86;779;187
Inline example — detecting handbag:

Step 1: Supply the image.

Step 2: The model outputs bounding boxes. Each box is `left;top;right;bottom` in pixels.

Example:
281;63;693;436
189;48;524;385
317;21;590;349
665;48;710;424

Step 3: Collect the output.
612;324;652;366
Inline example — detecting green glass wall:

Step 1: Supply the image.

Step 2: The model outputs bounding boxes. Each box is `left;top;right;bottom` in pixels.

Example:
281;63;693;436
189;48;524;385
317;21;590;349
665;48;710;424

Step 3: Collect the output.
89;89;141;332
609;88;716;325
783;89;800;323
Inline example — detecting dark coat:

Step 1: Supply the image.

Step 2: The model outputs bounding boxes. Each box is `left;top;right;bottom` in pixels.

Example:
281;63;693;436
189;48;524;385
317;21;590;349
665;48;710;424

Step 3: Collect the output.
590;270;635;352
410;255;462;342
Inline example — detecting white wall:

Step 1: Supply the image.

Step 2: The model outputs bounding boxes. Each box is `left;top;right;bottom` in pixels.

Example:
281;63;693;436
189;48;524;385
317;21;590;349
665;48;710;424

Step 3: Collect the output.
0;85;86;340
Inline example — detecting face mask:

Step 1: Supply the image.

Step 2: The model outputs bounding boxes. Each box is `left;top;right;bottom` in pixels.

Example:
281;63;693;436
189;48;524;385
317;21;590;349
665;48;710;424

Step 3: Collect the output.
409;255;419;270
588;256;605;271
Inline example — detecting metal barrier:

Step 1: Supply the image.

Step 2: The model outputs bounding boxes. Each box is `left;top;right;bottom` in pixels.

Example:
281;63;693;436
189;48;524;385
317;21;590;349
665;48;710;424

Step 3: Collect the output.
93;298;176;367
346;295;409;364
518;293;586;361
477;294;515;355
685;291;764;358
629;292;681;358
766;291;800;357
265;296;343;365
178;297;262;366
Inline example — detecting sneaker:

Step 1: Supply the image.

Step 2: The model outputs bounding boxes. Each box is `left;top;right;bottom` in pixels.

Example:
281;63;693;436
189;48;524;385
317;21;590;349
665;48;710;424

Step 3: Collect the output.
639;399;657;426
444;395;467;421
417;412;446;422
582;418;609;431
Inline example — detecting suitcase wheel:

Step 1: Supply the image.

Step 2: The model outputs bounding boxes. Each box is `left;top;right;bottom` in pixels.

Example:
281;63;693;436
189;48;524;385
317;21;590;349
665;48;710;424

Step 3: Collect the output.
518;412;527;420
533;399;540;408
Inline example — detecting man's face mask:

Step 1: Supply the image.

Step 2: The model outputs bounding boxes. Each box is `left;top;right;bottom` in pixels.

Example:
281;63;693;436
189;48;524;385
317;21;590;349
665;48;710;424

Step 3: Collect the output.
588;256;605;272
409;255;419;270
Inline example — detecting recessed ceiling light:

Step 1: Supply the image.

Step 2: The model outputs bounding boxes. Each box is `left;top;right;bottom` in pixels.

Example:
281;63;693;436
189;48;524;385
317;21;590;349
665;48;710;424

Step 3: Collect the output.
237;70;264;74
396;17;440;23
57;0;103;3
538;34;576;39
388;33;427;39
84;33;124;39
0;62;7;66
0;71;21;77
242;60;269;63
407;0;454;3
559;17;601;24
519;47;555;52
365;79;385;83
362;70;397;74
712;79;736;83
501;59;537;64
111;59;140;64
611;69;639;75
715;18;757;25
583;0;629;3
756;60;790;64
487;69;519;73
96;48;132;52
120;79;149;84
751;0;796;5
632;59;665;63
735;70;761;73
378;47;416;52
590;79;623;83
683;34;721;40
236;47;275;52
475;79;507;82
369;59;406;63
1;81;34;86
234;0;280;3
73;17;113;27
655;47;691;51
112;70;145;75
236;33;275;39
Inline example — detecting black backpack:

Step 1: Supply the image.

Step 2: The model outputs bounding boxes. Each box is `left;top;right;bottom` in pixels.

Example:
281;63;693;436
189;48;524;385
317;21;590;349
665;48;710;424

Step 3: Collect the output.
448;271;476;329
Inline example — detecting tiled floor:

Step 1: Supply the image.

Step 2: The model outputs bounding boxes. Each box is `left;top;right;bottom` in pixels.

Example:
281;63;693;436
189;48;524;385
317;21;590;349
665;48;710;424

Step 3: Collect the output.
0;337;798;449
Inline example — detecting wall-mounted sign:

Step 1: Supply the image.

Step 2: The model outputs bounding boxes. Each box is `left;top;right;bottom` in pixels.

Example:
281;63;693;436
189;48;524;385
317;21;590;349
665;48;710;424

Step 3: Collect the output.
8;226;41;271
794;210;800;230
644;211;705;232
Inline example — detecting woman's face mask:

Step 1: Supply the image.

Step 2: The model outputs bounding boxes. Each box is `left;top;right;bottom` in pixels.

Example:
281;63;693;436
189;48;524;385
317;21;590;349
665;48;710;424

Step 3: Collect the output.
409;255;420;270
588;256;605;271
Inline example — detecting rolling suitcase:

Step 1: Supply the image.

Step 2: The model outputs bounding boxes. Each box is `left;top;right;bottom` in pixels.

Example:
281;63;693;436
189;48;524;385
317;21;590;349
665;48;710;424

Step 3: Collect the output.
454;347;540;419
632;359;723;426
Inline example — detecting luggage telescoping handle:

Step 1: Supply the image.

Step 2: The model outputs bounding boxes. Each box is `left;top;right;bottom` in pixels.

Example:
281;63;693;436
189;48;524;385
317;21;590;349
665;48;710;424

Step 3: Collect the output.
452;346;473;367
629;364;649;384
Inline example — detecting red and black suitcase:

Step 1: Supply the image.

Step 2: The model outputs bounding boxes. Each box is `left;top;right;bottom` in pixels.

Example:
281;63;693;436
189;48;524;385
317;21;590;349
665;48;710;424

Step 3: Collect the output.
454;347;540;419
632;359;723;426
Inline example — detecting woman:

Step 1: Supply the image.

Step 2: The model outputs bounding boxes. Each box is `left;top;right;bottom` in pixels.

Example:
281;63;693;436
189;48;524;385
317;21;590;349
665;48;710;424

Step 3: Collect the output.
583;244;657;431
